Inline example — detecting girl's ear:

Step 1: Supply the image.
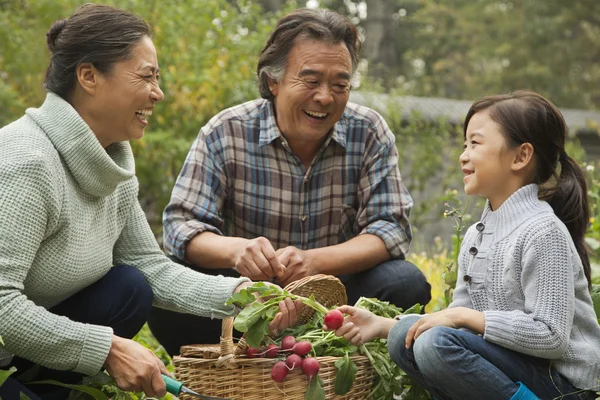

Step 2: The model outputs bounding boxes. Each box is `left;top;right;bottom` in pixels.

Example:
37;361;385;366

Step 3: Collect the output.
512;142;535;172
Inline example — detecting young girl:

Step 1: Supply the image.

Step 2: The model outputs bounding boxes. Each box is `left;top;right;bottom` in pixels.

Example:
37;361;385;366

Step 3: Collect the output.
329;90;600;400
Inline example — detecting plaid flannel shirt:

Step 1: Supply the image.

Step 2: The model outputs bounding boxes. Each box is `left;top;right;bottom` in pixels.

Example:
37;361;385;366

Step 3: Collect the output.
163;99;413;261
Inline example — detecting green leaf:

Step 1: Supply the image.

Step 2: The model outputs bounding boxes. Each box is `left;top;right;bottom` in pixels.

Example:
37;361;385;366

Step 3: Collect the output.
225;289;256;307
0;366;16;387
245;316;270;348
233;302;266;332
305;375;325;400
30;380;108;400
20;393;32;400
591;289;600;322
334;353;357;395
402;303;423;315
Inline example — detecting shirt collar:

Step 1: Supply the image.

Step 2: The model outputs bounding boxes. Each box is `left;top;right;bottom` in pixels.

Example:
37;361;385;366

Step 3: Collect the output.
258;100;348;149
479;184;552;241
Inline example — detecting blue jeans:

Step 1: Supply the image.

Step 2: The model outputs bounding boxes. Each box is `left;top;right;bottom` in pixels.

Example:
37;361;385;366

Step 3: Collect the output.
149;257;431;356
388;315;596;400
0;265;153;400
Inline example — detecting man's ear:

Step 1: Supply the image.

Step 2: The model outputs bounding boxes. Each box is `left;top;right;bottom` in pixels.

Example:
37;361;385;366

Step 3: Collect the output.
512;142;535;172
76;63;100;95
267;77;279;97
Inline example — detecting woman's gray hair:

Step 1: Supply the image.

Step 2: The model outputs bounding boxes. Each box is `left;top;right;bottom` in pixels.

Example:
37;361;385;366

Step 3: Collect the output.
44;4;151;99
257;8;361;101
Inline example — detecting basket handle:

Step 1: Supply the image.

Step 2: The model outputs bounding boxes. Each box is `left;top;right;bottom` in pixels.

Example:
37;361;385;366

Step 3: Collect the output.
215;317;242;369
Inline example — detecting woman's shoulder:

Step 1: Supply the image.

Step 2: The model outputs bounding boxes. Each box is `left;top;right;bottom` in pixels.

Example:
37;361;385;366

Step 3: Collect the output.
0;115;62;175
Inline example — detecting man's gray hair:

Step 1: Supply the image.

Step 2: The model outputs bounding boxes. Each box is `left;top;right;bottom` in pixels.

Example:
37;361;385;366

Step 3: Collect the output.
256;8;361;101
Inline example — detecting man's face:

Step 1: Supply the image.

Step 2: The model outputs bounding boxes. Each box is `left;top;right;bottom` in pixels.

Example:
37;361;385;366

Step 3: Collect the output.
269;39;352;145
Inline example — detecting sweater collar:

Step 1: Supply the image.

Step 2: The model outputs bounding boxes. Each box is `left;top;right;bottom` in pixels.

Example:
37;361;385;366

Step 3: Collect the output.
479;184;552;240
26;93;135;197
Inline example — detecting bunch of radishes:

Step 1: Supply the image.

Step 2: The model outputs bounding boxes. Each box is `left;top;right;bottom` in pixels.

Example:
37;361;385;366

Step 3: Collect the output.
246;335;320;383
245;308;346;384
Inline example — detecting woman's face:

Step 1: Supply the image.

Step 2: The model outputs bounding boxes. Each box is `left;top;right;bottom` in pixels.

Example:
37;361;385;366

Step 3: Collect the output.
90;35;164;147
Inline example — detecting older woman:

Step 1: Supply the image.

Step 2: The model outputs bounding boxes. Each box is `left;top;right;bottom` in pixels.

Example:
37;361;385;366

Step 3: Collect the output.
0;4;299;399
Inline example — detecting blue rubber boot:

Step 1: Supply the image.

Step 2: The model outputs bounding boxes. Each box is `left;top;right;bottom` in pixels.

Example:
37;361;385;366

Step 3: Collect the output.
510;382;540;400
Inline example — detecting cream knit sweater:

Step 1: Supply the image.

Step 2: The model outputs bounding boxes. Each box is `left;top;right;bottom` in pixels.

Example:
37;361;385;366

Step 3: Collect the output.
0;93;248;376
450;184;600;390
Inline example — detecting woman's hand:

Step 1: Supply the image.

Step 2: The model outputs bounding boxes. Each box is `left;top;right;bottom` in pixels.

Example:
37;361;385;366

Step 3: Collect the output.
104;335;170;397
233;281;304;335
268;297;304;335
405;307;484;348
325;305;395;346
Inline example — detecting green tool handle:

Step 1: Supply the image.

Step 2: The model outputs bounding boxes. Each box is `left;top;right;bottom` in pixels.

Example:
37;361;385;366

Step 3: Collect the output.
162;374;184;396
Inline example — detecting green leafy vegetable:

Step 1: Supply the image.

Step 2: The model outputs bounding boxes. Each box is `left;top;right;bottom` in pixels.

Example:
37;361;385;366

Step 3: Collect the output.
31;380;108;400
305;375;325;400
334;353;357;395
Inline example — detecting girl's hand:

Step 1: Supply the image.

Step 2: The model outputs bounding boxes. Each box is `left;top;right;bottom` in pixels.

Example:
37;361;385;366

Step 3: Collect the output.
325;305;392;345
405;307;484;348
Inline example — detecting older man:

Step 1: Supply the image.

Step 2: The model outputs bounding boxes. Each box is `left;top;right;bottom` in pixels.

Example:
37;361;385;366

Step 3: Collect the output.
149;8;431;356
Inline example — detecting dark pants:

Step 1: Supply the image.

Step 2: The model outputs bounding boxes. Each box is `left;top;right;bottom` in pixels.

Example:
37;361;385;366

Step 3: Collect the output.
148;258;431;356
0;265;153;400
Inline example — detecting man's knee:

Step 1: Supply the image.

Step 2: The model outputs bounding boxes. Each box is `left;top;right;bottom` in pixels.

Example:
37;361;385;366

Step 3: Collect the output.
374;260;432;309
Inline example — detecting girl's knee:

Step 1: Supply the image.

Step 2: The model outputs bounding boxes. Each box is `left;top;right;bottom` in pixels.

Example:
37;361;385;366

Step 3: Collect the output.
412;326;459;367
388;315;422;366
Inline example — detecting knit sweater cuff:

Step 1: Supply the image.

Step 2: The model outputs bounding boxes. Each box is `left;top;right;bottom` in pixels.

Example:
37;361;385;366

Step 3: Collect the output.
204;276;251;319
483;310;514;344
74;324;114;376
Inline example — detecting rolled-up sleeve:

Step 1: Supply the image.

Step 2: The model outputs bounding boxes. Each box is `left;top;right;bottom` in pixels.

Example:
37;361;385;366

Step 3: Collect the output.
358;123;413;259
163;131;226;261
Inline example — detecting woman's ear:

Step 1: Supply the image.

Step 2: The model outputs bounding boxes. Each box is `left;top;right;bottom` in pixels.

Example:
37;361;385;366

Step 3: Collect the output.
512;142;535;172
75;63;99;95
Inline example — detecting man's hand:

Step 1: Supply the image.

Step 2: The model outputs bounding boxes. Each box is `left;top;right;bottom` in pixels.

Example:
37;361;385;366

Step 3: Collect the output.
105;335;170;397
233;237;285;280
275;246;316;287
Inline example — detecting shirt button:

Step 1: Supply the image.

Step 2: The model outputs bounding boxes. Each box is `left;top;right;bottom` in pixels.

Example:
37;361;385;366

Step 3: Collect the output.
301;215;308;222
469;247;478;255
476;222;485;232
463;274;472;283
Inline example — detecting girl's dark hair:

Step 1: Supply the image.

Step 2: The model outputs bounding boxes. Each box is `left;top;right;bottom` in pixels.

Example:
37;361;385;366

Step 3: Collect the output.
464;90;591;289
44;4;151;98
256;8;361;101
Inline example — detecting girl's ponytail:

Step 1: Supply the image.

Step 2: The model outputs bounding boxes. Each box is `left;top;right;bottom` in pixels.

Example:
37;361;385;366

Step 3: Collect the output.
543;152;591;289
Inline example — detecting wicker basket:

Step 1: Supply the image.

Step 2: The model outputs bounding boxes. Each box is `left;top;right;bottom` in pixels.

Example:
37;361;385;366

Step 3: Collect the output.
173;275;374;399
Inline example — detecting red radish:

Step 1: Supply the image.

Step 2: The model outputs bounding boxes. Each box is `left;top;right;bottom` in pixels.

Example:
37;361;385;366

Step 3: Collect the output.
281;335;296;352
301;357;320;379
246;347;262;358
292;340;312;356
265;344;280;358
324;309;344;330
285;353;303;370
271;361;288;382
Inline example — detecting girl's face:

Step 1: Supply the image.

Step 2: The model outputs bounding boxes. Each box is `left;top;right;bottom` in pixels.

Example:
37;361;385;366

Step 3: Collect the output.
459;109;521;210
